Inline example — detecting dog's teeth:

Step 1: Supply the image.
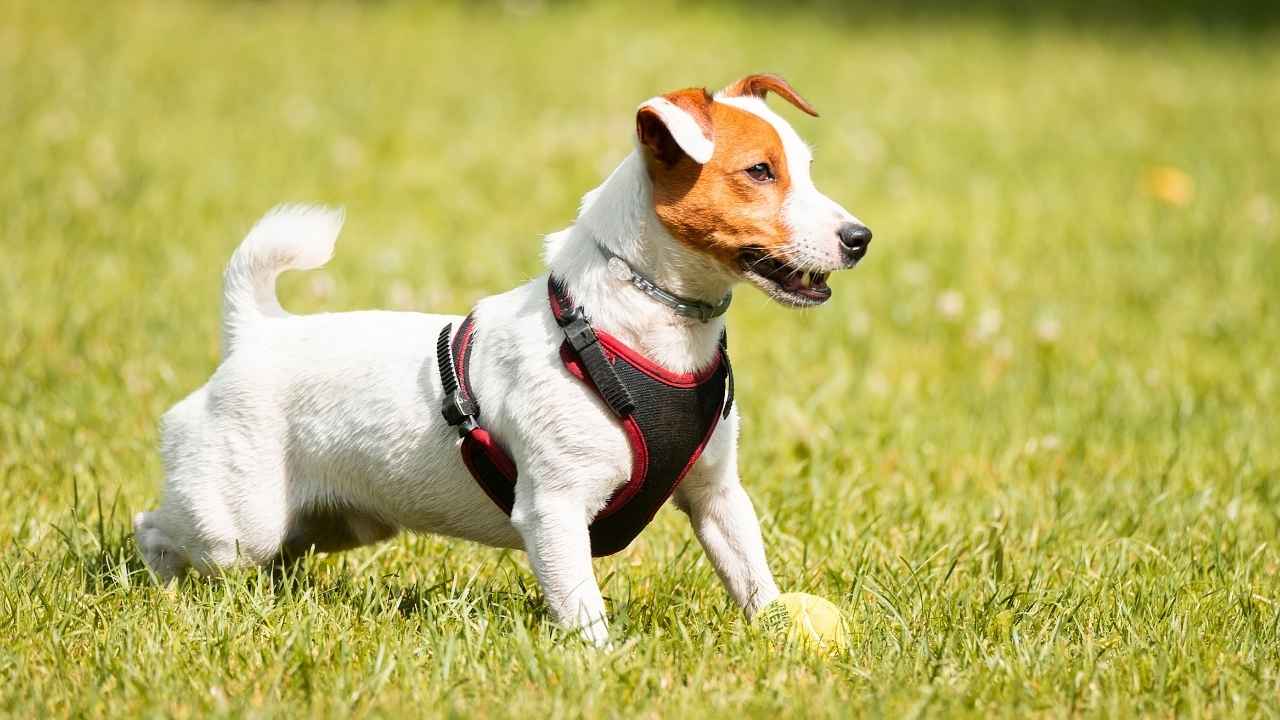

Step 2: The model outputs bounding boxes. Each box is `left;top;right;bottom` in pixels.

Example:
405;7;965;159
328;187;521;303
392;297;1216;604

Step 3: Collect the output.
801;271;811;288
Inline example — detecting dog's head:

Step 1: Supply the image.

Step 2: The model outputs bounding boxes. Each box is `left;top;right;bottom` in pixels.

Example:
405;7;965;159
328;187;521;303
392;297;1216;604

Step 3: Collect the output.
636;74;871;307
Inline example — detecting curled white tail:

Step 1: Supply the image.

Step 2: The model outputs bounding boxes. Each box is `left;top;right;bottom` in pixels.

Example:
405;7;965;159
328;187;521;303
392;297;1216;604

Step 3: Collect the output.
222;205;344;356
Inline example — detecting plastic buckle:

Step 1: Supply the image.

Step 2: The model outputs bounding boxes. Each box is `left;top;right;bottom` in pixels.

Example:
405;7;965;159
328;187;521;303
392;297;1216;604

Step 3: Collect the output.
559;309;598;352
441;392;479;435
554;304;583;327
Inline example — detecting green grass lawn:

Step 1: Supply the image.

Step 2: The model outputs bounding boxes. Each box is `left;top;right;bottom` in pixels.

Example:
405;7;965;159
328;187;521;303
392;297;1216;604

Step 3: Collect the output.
3;1;1280;716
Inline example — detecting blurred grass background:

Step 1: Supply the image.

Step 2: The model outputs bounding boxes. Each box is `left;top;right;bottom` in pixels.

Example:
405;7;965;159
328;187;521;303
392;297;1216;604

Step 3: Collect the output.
2;0;1279;717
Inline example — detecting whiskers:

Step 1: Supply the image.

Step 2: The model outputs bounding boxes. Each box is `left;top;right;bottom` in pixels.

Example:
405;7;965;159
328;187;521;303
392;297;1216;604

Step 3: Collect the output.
740;245;821;278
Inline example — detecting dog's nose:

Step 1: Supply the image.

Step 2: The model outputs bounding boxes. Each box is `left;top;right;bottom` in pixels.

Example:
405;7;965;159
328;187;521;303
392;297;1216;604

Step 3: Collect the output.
837;223;872;265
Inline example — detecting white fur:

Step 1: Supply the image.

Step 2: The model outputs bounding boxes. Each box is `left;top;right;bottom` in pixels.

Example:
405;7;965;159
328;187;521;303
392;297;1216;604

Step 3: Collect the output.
637;96;715;165
221;205;344;355
133;102;867;646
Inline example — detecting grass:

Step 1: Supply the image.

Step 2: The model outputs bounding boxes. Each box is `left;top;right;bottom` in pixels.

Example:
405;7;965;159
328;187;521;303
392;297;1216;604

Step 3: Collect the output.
3;0;1280;716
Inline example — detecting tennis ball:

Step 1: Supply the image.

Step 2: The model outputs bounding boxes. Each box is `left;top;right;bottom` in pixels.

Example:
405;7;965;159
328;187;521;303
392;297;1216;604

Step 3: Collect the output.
754;593;850;653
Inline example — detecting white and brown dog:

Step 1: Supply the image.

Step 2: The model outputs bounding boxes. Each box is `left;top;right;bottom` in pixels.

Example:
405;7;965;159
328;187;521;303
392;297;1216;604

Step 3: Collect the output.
135;74;871;645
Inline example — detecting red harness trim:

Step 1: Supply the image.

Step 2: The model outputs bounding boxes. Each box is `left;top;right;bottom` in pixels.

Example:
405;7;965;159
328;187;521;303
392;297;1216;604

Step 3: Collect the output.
596;329;721;387
558;344;655;518
459;427;518;511
544;282;720;385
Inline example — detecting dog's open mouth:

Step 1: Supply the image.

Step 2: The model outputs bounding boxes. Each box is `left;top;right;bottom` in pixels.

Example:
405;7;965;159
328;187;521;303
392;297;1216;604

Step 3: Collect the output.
738;248;832;306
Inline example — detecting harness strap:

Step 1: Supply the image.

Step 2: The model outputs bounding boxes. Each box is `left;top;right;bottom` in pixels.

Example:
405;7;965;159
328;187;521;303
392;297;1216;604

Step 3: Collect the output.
437;315;519;513
558;308;637;418
436;324;457;396
549;278;636;418
549;275;734;420
720;331;735;419
436;323;479;435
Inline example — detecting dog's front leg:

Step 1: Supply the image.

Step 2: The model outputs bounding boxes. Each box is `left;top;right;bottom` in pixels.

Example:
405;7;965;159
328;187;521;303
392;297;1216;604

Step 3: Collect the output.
511;496;610;646
675;417;780;619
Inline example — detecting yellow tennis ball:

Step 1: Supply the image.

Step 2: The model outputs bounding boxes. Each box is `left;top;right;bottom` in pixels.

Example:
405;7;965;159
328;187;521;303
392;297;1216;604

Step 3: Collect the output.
754;593;850;653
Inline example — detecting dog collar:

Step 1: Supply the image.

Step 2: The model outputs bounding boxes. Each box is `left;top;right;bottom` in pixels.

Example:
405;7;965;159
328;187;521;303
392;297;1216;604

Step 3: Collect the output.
596;244;732;322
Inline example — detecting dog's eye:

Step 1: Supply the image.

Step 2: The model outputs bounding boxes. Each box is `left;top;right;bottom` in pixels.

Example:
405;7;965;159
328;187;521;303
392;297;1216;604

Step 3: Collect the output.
745;163;774;182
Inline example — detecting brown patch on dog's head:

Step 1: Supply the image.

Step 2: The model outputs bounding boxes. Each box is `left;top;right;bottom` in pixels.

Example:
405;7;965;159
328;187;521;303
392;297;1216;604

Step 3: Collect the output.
641;103;791;266
636;85;796;268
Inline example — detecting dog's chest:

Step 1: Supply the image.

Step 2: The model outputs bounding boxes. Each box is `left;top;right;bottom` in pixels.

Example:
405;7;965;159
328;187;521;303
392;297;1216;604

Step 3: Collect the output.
437;279;733;556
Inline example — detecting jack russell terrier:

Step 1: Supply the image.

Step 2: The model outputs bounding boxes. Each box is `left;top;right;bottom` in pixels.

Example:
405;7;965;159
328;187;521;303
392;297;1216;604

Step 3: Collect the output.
134;74;872;645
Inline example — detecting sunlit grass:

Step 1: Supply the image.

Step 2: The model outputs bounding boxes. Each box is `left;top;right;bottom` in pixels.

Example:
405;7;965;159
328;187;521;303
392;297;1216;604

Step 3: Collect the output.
2;0;1279;716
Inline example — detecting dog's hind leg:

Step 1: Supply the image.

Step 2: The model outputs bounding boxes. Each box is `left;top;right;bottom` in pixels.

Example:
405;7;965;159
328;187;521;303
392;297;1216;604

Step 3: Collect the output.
136;387;293;579
134;474;288;580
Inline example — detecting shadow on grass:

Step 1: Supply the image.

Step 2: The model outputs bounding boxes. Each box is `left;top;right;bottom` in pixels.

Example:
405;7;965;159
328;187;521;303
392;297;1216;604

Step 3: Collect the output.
52;491;549;628
393;574;546;623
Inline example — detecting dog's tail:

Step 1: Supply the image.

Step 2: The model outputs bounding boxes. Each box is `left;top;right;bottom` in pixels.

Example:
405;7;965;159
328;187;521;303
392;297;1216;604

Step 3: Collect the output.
221;205;343;356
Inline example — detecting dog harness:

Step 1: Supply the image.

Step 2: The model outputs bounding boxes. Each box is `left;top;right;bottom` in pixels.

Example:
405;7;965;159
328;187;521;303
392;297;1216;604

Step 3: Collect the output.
436;277;734;557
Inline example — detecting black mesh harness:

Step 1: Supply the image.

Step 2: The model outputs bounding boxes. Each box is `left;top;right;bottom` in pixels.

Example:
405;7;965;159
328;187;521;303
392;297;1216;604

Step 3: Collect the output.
436;276;734;557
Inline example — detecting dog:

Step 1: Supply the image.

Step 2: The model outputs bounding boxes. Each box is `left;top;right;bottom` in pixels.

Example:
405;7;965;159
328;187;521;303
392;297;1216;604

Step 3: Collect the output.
134;74;871;645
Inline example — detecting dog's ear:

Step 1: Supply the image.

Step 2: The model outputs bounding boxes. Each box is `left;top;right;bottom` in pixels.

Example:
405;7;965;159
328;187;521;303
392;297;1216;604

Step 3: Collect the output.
720;73;819;117
636;88;715;166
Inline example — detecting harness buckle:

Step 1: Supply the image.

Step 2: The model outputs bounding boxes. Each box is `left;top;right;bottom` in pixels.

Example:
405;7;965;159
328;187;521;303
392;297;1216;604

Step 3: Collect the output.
441;392;480;436
558;308;599;352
